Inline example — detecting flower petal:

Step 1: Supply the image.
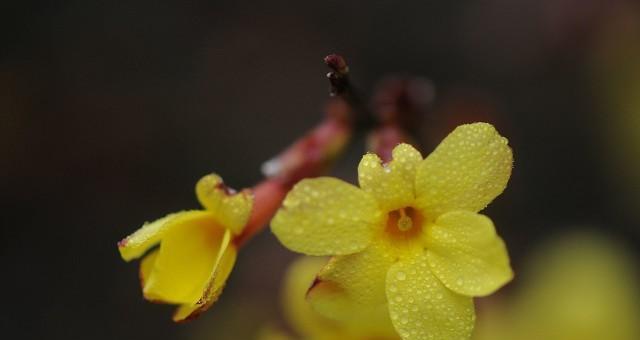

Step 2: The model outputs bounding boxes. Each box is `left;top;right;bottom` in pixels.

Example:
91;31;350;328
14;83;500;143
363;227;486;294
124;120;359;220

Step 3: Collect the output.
358;143;424;211
142;211;226;305
139;249;158;289
386;252;475;340
425;211;513;297
282;257;338;337
415;123;512;218
271;177;380;256
118;210;206;262
255;325;297;340
196;173;253;234
172;231;237;322
306;242;398;336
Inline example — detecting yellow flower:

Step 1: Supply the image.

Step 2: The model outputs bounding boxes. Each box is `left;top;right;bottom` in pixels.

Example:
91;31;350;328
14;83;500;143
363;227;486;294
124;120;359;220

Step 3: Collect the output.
473;231;640;340
265;256;400;340
118;173;253;322
271;123;513;340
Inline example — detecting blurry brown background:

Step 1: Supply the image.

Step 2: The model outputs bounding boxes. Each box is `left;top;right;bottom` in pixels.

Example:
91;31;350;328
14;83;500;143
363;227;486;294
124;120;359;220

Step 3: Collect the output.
2;0;639;339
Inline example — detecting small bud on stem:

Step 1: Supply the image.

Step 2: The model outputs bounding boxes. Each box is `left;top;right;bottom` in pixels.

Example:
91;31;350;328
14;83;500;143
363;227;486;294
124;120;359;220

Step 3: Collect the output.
324;54;350;98
324;54;374;129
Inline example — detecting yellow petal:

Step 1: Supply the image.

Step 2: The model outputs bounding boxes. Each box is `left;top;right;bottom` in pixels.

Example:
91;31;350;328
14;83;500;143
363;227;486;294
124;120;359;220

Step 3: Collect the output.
172;232;237;322
358;143;423;211
415;123;512;218
307;242;397;337
271;177;380;256
142;211;226;305
255;325;296;340
282;257;339;338
386;252;475;340
118;211;194;261
425;211;512;297
196;173;253;234
139;249;158;289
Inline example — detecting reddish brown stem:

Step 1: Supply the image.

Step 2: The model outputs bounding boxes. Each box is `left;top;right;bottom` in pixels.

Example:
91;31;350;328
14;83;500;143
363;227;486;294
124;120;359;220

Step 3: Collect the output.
367;77;435;162
234;55;356;247
234;178;288;248
262;100;351;184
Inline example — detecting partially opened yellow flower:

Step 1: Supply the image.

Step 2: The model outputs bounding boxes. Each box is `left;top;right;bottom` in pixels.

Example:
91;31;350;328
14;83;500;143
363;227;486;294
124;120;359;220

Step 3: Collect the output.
267;256;400;340
271;122;513;340
118;174;252;322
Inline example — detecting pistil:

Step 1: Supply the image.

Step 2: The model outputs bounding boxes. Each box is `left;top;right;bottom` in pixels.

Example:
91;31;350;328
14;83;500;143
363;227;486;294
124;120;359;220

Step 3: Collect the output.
397;208;413;231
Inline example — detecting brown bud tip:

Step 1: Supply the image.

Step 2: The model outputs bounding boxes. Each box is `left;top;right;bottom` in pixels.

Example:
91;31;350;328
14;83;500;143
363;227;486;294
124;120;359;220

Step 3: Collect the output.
117;238;128;248
324;54;349;74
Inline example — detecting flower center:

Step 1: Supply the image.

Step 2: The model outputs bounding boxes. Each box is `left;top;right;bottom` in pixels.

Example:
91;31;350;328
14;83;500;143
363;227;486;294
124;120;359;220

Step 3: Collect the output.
396;209;413;231
385;207;424;241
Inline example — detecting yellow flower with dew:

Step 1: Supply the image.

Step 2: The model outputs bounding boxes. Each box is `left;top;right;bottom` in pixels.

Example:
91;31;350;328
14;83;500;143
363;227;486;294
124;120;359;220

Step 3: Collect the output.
259;256;400;340
271;122;513;340
473;231;640;340
118;173;252;322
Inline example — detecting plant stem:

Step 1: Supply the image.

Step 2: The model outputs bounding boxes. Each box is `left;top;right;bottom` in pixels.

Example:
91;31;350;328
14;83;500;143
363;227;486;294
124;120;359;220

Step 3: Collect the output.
234;54;359;247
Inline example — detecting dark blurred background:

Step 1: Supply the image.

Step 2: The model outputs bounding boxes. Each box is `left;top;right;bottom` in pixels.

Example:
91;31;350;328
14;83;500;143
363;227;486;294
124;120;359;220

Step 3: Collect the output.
2;1;639;339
